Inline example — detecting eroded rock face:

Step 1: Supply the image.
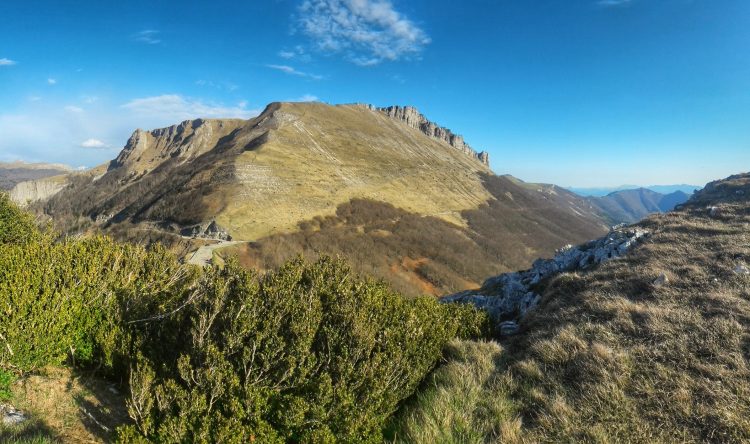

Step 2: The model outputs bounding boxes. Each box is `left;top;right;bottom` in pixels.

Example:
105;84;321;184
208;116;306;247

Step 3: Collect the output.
442;225;650;333
9;176;68;207
370;105;490;166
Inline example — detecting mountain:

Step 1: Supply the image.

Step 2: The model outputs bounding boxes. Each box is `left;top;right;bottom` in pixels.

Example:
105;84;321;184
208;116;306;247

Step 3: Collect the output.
0;161;71;191
588;187;691;224
569;184;700;197
393;172;750;442
26;101;610;296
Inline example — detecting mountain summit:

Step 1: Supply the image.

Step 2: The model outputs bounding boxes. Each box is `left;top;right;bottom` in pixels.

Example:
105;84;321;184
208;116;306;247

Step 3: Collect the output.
28;101;609;295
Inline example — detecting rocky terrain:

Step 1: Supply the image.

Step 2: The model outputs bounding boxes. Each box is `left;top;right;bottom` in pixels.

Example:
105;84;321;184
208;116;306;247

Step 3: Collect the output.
444;224;650;334
0;161;71;191
359;104;489;165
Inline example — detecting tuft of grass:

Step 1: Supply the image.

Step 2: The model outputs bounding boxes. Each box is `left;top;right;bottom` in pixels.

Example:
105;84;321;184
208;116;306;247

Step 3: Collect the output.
387;340;521;443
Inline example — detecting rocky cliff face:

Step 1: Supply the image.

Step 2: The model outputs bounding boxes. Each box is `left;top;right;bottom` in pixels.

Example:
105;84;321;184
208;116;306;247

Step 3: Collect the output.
112;118;245;176
358;104;489;166
10;176;69;207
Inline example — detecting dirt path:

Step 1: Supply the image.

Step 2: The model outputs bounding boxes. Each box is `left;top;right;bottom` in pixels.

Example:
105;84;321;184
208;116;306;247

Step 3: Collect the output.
186;240;242;266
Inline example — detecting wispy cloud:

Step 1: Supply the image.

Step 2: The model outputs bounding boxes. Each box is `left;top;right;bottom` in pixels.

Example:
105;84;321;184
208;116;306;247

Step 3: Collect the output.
121;94;259;122
195;79;239;91
596;0;634;6
291;94;319;102
133;30;161;44
47;78;57;85
80;138;109;149
0;58;17;66
297;0;431;66
265;64;324;80
64;105;84;113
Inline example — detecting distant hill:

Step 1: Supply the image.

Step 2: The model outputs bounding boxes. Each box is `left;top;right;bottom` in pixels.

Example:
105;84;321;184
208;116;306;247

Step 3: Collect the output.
0;161;71;191
26;101;610;296
588;188;691;224
570;184;700;197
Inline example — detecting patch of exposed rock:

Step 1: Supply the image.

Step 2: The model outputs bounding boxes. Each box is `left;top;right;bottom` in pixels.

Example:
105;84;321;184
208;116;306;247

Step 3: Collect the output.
9;176;68;207
181;221;232;241
1;403;27;426
442;225;649;334
357;104;489;166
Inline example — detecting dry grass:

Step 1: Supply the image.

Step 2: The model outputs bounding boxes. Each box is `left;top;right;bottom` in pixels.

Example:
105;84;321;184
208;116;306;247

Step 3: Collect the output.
392;184;750;442
0;367;129;443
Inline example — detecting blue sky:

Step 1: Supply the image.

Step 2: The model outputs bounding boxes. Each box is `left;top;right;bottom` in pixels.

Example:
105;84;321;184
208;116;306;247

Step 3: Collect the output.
0;0;748;187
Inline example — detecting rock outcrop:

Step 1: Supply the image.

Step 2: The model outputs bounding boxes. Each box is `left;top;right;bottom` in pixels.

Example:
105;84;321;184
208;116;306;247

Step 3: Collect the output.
443;224;649;332
10;176;68;207
181;221;232;241
357;104;489;166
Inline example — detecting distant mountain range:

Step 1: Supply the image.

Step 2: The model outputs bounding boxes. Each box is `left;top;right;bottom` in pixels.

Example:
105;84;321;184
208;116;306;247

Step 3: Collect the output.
569;184;700;197
587;188;691;224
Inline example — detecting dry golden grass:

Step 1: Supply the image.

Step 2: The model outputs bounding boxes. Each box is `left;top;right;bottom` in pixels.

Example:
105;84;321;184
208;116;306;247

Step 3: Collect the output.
0;367;129;443
392;179;750;442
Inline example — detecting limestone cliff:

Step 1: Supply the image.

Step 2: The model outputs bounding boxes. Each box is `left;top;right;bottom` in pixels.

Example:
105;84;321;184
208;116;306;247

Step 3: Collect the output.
357;104;489;166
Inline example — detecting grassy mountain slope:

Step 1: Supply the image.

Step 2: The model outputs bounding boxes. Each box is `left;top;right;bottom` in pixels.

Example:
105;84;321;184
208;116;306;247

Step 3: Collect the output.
219;174;609;296
393;173;750;442
590;187;691;223
42;102;496;239
36;101;609;295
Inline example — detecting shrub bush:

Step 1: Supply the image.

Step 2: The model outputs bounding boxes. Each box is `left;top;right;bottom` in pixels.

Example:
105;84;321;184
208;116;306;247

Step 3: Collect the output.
0;195;489;442
117;258;488;443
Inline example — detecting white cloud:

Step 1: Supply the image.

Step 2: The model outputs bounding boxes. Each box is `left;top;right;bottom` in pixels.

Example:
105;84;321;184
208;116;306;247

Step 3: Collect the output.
121;94;259;122
133;30;161;44
266;64;323;80
297;0;431;66
47;78;57;85
195;79;239;91
64;105;84;113
596;0;633;6
0;58;17;66
279;50;296;59
80;138;108;149
294;94;319;102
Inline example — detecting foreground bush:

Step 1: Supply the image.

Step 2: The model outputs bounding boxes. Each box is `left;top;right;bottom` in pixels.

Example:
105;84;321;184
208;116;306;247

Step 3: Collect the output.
118;258;488;443
0;195;488;442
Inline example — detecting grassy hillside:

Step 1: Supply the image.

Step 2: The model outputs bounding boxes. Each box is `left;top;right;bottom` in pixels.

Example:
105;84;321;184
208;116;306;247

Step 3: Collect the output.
36;102;608;296
41;102;495;239
391;173;750;442
220;174;608;296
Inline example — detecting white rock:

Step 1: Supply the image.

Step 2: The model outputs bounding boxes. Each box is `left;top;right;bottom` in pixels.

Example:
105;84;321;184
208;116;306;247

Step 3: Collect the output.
734;265;750;275
653;273;669;287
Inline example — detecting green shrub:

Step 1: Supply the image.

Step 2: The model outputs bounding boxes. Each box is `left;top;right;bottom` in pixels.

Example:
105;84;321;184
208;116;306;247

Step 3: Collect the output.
0;196;489;442
0;368;13;401
118;258;488;443
0;193;40;245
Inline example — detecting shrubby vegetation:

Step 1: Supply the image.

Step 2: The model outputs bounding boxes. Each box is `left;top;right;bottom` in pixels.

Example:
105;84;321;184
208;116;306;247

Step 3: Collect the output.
0;193;488;442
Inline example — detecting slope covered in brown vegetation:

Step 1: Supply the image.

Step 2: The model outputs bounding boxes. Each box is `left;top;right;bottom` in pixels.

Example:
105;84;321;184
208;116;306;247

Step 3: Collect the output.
392;173;750;442
220;174;608;296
